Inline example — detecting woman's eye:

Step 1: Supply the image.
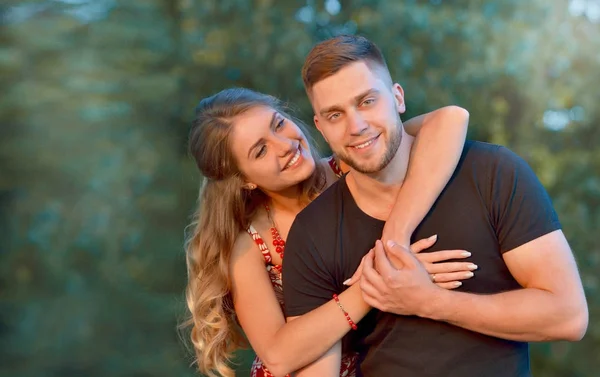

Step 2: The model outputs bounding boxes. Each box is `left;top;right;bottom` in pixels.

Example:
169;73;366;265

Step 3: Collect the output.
275;118;285;130
256;145;267;158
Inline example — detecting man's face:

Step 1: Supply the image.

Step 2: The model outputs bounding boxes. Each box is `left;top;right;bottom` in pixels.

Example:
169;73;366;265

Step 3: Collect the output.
310;61;406;174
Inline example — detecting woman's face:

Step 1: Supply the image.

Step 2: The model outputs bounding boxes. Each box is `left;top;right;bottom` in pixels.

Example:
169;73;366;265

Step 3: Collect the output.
229;105;316;194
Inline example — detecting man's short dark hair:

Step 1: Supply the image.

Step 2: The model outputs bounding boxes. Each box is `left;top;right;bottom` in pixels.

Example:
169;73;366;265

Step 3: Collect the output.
302;35;391;93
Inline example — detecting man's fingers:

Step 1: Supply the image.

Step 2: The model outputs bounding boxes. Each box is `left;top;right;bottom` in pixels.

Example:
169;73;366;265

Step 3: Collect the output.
360;259;386;310
362;248;375;272
383;240;417;268
362;249;388;292
360;277;383;302
424;262;478;275
410;234;437;253
374;240;397;275
361;291;382;310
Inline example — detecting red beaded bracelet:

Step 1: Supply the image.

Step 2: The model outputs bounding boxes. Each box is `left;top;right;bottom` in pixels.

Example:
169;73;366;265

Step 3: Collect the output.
333;293;358;330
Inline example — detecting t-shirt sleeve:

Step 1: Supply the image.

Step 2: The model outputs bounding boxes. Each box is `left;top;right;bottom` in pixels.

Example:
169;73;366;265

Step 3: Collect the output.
282;216;338;317
489;146;562;253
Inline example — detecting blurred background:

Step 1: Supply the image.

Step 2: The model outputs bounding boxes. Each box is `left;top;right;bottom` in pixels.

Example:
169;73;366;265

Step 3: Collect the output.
1;0;598;376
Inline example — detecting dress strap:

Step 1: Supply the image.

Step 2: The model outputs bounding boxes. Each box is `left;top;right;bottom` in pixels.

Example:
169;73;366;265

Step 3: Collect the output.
247;225;272;264
327;156;343;178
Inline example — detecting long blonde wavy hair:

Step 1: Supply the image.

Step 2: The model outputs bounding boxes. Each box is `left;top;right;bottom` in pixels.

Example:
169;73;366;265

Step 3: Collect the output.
181;88;325;377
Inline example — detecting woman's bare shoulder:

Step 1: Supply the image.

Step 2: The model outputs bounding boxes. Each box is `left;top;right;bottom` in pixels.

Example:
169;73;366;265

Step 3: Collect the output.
231;228;259;262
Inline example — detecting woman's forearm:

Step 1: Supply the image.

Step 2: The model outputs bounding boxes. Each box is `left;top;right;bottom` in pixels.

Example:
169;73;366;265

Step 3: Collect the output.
382;106;469;246
263;284;369;377
403;113;428;137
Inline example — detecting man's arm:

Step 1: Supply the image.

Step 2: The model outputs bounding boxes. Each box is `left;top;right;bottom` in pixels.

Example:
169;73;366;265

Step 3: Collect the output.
360;146;588;342
422;230;588;341
362;236;587;341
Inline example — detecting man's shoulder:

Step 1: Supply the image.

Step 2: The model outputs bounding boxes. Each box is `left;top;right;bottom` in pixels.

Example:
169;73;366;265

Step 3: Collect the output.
460;140;524;172
463;140;504;159
464;140;528;169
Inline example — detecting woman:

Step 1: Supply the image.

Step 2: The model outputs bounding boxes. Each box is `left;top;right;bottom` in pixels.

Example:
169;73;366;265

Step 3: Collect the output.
182;88;472;377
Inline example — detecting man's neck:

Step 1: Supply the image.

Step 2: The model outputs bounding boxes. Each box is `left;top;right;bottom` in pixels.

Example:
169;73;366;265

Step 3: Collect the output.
346;127;414;220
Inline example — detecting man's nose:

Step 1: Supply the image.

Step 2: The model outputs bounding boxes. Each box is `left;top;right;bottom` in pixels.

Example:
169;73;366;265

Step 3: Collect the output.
347;110;368;136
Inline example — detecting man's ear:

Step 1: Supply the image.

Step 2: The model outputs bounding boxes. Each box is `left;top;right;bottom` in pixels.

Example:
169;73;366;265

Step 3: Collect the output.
314;115;328;143
392;83;406;114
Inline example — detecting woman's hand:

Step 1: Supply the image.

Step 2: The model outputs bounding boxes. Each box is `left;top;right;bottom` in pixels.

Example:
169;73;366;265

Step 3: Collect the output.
344;235;476;289
410;235;476;289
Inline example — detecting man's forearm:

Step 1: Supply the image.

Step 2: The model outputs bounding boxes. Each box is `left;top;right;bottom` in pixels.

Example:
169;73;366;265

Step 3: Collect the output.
423;287;587;342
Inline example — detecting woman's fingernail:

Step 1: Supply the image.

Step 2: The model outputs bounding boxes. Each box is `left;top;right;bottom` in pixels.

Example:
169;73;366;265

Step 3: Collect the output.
454;281;462;288
461;251;472;257
428;234;438;241
464;271;474;278
468;264;478;270
343;279;351;285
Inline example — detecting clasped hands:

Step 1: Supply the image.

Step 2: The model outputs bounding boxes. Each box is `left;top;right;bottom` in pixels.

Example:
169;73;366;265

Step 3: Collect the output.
345;235;476;316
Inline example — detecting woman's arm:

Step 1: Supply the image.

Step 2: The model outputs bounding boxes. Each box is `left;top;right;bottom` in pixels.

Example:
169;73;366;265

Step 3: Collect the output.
230;233;369;377
382;106;470;246
232;233;473;377
234;107;468;376
292;340;342;377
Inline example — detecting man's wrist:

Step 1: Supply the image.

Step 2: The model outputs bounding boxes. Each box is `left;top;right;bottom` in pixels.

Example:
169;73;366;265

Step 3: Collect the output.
417;286;451;320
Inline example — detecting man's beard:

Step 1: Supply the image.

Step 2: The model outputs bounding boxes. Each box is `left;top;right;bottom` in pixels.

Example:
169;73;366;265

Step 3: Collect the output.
336;120;402;174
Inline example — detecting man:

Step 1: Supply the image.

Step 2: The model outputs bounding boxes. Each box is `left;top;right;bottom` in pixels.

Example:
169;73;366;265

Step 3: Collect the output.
282;35;588;376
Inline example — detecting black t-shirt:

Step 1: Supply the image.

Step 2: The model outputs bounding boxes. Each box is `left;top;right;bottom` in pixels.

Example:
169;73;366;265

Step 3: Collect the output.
282;141;562;377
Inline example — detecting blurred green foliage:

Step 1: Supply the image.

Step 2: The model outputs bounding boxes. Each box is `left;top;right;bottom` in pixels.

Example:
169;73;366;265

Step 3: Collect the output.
0;0;598;376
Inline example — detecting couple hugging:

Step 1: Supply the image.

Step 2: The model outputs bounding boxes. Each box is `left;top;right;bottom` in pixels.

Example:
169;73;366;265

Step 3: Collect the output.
181;35;587;377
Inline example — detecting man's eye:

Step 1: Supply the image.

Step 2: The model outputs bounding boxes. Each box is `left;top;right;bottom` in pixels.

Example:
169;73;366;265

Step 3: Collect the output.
362;98;375;106
329;113;341;121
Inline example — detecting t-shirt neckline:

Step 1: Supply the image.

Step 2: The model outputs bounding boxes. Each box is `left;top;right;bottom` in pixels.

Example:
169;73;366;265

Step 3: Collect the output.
339;175;386;229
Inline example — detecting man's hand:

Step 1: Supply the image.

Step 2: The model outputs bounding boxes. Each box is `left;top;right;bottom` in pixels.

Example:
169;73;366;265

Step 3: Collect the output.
347;235;475;289
359;240;442;316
